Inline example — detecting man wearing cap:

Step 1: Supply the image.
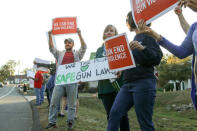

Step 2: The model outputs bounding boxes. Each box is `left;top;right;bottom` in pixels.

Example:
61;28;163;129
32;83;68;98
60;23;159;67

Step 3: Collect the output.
46;28;87;130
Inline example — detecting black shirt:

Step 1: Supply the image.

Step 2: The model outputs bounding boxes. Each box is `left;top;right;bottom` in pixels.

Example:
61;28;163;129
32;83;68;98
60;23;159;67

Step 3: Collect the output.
123;33;163;83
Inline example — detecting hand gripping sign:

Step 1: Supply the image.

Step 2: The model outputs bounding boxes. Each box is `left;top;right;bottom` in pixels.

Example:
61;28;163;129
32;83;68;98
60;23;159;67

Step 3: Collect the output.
130;0;178;26
104;33;136;71
52;17;77;35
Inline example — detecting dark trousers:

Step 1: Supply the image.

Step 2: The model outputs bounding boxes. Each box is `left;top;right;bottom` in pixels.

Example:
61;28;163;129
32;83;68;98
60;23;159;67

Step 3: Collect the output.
48;87;54;103
45;88;50;105
101;93;130;131
107;79;156;131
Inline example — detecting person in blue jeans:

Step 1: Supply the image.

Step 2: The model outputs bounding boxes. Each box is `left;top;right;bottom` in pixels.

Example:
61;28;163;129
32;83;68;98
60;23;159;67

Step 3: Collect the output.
29;70;43;106
40;73;48;104
96;24;130;131
138;0;197;110
36;62;56;105
47;74;55;103
107;11;163;131
45;28;87;130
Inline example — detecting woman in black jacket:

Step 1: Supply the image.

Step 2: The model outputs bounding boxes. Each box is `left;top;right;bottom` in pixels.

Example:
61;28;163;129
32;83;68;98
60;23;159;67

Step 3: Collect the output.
107;11;163;131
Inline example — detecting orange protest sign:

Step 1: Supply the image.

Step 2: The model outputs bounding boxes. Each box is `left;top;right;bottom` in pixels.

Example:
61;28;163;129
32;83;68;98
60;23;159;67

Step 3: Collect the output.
52;17;77;35
104;33;136;71
130;0;178;25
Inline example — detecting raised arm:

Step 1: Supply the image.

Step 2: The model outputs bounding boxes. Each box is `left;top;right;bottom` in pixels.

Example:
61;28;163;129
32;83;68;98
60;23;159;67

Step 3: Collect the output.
76;28;87;60
47;30;60;60
48;31;54;49
77;28;86;48
174;6;190;34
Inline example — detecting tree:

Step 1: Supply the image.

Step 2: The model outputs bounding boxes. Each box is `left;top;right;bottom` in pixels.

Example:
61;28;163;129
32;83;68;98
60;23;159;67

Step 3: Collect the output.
22;68;33;75
0;60;17;82
157;54;191;90
156;54;169;87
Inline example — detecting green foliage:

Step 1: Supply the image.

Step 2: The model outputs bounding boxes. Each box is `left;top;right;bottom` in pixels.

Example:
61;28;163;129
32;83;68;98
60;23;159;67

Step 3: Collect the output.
163;83;174;91
156;87;163;92
0;60;17;82
39;90;197;131
157;54;191;89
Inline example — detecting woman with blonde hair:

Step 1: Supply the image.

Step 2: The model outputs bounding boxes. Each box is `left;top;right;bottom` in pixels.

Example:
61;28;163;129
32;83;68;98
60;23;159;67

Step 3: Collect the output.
96;24;130;131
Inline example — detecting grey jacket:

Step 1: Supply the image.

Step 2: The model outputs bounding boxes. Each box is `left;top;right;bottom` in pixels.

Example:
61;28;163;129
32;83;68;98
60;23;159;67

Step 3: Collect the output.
50;44;87;68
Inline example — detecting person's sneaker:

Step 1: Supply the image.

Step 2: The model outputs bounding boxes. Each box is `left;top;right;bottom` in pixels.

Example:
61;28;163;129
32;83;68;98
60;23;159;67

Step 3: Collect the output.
74;116;78;120
67;120;74;130
45;123;57;129
58;113;65;117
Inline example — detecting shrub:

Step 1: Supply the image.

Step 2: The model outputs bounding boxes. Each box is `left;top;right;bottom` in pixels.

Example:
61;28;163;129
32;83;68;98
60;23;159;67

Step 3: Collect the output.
156;87;163;92
163;83;174;91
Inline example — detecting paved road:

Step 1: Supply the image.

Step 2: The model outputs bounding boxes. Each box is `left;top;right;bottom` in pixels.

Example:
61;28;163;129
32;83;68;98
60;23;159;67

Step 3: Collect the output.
0;86;33;131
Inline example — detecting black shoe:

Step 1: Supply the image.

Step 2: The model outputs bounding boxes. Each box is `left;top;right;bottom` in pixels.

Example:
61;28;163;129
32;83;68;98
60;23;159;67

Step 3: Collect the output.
74;116;78;120
58;113;65;117
67;120;74;130
45;123;57;129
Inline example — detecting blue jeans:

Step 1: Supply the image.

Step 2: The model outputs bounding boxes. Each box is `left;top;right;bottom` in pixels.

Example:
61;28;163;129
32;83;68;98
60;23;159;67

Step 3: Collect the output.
40;84;46;104
34;88;41;105
108;78;156;131
101;93;130;131
48;87;54;103
48;83;78;124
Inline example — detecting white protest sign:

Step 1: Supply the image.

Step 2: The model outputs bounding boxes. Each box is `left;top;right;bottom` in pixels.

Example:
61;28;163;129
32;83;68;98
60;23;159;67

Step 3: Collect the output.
29;79;34;88
55;57;117;85
34;58;51;65
27;71;35;78
33;58;50;72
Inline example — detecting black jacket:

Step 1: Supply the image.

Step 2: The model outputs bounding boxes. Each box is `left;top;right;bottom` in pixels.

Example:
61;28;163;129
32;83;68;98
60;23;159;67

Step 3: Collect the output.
123;33;163;83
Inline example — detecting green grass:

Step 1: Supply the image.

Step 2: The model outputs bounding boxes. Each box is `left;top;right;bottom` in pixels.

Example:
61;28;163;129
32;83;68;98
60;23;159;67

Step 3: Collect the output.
37;89;197;131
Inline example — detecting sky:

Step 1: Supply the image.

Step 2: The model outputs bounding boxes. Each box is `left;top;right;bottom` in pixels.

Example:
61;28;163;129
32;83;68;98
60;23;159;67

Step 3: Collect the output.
0;0;196;74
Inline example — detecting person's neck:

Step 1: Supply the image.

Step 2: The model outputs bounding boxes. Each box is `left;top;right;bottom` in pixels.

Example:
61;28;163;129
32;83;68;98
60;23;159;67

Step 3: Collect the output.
66;49;72;52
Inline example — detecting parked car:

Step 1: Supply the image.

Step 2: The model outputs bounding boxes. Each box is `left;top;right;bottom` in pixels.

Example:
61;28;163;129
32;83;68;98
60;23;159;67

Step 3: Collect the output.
0;82;4;88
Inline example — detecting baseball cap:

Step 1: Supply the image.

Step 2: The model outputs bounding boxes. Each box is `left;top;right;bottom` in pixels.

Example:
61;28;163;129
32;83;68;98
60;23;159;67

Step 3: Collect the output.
64;38;74;44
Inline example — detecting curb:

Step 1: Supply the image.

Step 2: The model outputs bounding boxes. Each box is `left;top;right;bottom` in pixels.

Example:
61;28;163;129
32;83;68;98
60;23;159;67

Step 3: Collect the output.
18;90;42;131
30;101;42;131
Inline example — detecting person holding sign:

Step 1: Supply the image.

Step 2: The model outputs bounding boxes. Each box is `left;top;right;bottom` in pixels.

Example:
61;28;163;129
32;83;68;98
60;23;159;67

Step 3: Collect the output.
96;25;130;131
137;0;197;110
174;5;190;34
29;70;43;106
107;12;163;131
45;28;87;130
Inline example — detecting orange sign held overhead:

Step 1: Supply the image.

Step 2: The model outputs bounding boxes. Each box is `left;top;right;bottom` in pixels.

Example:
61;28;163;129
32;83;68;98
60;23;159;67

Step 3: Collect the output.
52;17;77;35
104;33;136;71
130;0;178;26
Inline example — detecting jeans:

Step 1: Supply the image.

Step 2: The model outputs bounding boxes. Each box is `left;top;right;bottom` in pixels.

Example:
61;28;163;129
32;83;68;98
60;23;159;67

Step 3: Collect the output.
101;93;130;131
45;88;50;105
48;87;54;104
34;88;41;105
40;84;46;104
48;83;78;124
108;78;156;131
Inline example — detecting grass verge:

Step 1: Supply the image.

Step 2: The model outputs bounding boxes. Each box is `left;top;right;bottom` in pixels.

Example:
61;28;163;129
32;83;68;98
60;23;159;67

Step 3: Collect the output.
32;90;197;131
